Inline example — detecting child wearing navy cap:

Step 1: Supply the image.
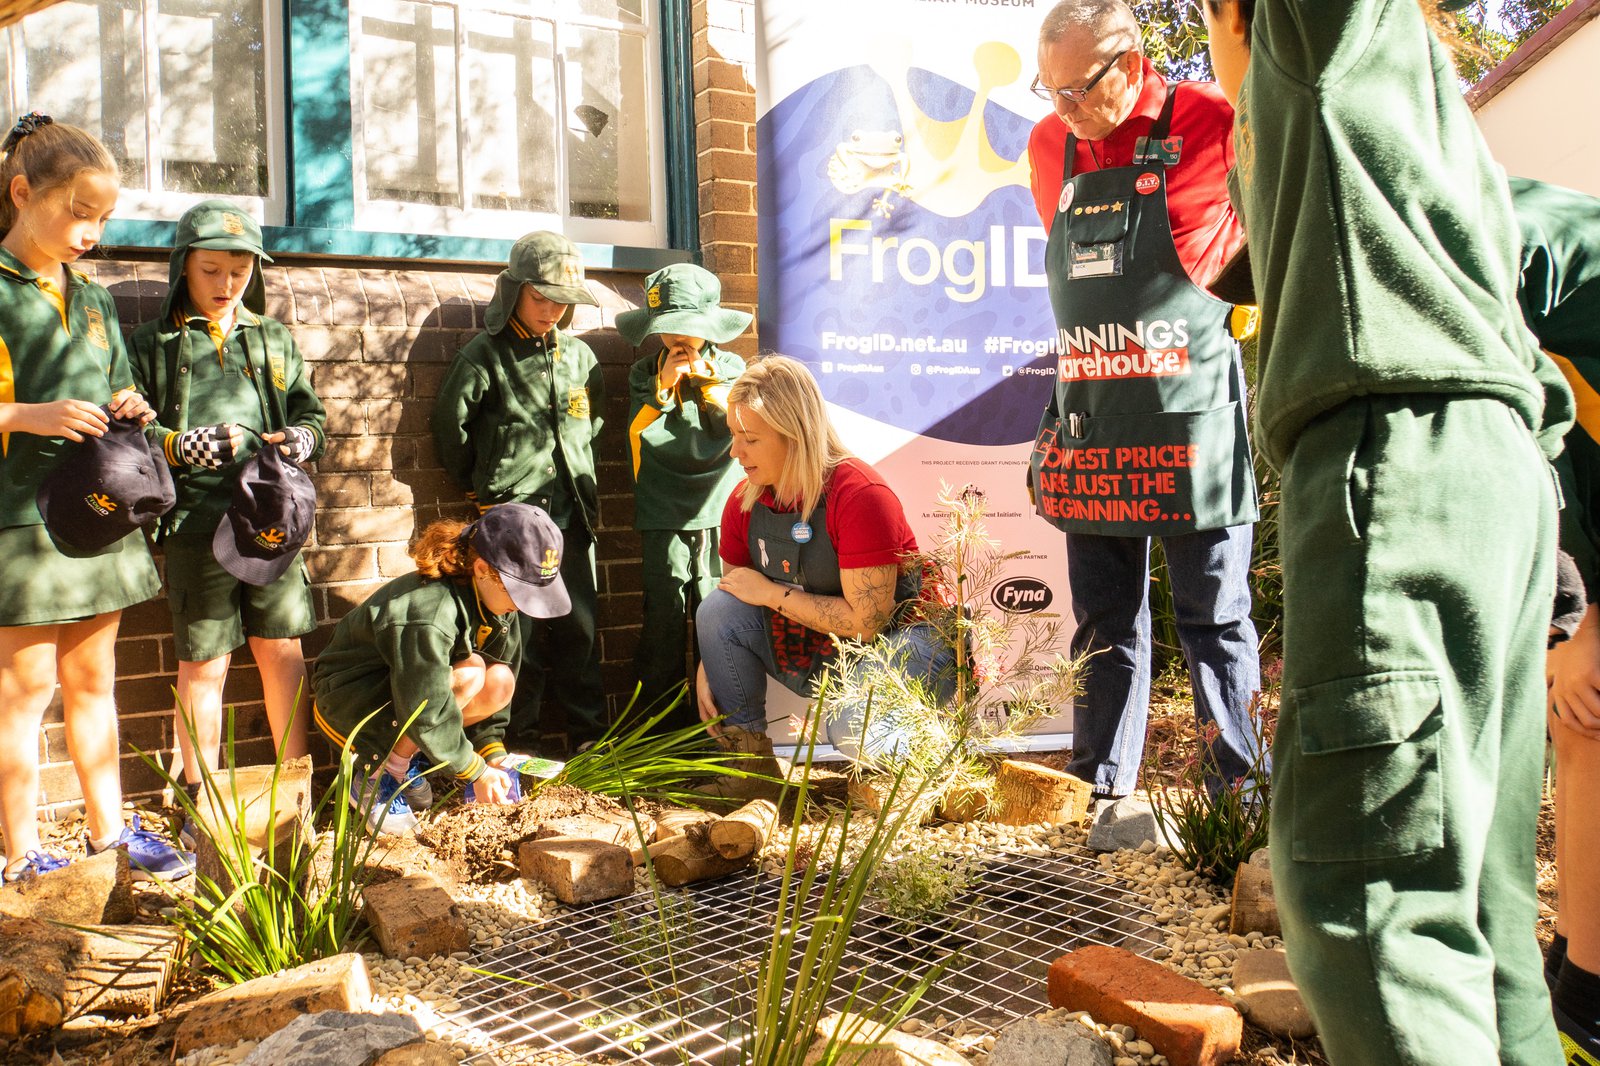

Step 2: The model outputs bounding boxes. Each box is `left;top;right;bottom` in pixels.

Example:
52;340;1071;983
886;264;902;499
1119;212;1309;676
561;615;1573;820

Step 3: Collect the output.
130;199;326;840
312;505;568;832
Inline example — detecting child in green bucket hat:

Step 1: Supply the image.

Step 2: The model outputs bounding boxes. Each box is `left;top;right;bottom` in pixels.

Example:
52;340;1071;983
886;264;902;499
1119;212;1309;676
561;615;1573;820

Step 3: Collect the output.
433;231;607;751
616;263;749;729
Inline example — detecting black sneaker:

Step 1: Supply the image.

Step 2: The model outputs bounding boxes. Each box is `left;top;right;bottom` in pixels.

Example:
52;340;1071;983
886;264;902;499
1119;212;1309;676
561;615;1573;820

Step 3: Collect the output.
1555;999;1600;1066
398;753;434;811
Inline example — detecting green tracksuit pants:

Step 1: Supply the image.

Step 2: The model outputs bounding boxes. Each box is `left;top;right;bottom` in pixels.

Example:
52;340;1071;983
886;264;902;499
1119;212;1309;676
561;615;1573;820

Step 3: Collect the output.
1273;394;1561;1066
631;527;722;731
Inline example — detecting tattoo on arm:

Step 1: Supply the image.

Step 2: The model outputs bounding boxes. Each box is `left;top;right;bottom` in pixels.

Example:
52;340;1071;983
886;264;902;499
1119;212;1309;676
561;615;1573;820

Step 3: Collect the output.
842;565;898;639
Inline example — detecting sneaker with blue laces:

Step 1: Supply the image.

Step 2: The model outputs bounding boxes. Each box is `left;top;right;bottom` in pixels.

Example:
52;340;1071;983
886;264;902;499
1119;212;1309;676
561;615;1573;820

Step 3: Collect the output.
351;769;419;834
2;850;69;883
90;815;195;882
399;753;434;812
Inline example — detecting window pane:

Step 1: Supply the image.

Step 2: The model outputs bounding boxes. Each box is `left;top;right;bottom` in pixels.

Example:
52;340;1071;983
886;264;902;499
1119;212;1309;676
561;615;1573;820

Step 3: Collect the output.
360;0;460;207
561;0;643;26
157;0;268;196
9;0;149;189
462;11;556;213
565;26;649;222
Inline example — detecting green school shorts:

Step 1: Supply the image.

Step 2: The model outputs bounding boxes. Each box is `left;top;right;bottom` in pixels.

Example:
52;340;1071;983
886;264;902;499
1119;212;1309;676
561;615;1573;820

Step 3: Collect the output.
0;523;161;627
162;529;316;662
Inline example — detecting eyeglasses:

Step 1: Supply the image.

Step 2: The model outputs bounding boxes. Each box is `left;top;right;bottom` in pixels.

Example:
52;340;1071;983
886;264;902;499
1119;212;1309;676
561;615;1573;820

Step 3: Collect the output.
1031;50;1131;105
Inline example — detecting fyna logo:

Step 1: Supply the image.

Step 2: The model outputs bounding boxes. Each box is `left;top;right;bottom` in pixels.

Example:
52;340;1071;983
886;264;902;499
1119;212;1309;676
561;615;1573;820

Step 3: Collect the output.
991;576;1052;614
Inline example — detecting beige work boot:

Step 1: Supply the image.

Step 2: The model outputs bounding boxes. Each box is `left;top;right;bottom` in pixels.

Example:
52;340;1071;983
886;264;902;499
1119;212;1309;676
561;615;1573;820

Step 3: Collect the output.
698;726;784;801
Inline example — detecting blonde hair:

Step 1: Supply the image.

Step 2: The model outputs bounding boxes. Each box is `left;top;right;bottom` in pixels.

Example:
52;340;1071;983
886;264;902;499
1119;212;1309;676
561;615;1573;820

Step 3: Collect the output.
410;519;482;580
727;355;851;520
0;117;117;236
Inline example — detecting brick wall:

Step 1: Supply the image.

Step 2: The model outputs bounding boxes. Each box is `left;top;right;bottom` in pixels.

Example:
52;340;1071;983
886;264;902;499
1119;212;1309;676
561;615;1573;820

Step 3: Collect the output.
33;0;763;814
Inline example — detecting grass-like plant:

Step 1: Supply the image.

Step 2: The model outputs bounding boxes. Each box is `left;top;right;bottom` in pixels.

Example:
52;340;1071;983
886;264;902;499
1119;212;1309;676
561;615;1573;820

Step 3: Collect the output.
138;699;411;984
821;483;1085;816
1145;690;1275;881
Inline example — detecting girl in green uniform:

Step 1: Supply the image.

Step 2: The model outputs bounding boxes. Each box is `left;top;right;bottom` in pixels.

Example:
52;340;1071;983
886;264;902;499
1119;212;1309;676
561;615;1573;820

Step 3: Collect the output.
0;115;191;882
313;504;570;833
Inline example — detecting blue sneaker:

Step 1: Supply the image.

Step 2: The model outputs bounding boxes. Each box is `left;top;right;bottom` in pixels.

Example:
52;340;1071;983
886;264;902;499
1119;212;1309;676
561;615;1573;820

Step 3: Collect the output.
399;753;434;811
463;768;522;804
2;850;69;883
351;769;419;834
91;815;195;882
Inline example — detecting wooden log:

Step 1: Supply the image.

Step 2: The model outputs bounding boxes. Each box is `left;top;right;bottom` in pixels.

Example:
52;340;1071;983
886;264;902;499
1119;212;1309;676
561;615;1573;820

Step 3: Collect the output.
708;799;778;860
992;759;1094;826
0;848;134;926
653;807;715;842
0;919;180;1035
647;825;749;887
937;784;990;824
1229;861;1281;938
362;873;470;958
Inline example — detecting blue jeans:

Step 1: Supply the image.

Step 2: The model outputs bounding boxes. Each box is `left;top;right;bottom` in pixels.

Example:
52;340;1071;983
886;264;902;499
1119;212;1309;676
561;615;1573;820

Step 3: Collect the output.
1065;524;1264;797
695;589;955;757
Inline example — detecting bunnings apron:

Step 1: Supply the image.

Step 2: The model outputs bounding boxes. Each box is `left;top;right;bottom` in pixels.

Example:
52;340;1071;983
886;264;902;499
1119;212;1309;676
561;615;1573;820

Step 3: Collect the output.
747;490;921;695
1030;85;1257;536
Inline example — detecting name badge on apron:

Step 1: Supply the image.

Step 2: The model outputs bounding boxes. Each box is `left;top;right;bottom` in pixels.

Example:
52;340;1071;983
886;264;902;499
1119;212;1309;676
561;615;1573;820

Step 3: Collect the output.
1070;241;1123;279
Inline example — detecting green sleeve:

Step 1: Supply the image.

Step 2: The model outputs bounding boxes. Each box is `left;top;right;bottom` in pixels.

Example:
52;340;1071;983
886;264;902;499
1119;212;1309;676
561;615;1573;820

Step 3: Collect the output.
127;325;178;460
630;352;670;419
282;334;328;460
380;620;486;782
586;347;606;441
461;614;521;759
433;350;489;498
1255;0;1390;87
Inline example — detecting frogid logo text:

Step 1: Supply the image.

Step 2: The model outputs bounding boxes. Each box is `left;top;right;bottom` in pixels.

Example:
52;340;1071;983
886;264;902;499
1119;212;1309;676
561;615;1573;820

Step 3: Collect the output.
1056;319;1191;382
829;219;1046;304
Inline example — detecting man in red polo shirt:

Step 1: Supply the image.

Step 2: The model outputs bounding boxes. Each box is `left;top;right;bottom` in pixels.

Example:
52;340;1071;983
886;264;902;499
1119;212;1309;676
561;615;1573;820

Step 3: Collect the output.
1025;0;1264;808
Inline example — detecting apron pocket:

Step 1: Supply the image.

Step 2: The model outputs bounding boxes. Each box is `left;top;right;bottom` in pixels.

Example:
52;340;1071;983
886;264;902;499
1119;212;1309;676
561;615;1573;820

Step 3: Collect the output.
1289;671;1445;863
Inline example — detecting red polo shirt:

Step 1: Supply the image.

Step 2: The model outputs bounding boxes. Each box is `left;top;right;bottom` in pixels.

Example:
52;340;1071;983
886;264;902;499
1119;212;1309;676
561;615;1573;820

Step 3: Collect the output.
1027;58;1244;288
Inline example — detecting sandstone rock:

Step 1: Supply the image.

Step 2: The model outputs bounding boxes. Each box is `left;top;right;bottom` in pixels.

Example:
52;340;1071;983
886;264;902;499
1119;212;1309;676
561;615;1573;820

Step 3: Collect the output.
1086;796;1158;853
372;1043;459;1066
1232;947;1315;1040
803;1011;970;1065
0;848;134;925
989;1016;1112;1066
517;837;633;904
174;953;372;1053
363;873;470;958
239;1009;421;1066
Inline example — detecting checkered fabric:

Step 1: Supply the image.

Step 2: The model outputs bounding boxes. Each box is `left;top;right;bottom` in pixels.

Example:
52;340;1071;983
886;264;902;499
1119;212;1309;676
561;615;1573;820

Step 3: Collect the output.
173;423;237;469
278;425;316;464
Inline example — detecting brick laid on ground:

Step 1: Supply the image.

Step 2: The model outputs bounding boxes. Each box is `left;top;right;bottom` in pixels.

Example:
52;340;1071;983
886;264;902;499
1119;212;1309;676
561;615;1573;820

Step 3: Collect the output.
363;873;471;958
1048;944;1241;1066
174;953;373;1053
517;837;634;903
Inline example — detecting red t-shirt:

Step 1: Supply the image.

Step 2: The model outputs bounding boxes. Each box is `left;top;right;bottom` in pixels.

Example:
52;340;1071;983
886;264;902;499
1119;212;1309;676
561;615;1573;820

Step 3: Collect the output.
1027;59;1244;288
719;457;918;573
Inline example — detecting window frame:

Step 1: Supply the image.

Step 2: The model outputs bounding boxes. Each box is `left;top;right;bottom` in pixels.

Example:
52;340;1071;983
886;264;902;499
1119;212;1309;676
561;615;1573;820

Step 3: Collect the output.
97;0;698;268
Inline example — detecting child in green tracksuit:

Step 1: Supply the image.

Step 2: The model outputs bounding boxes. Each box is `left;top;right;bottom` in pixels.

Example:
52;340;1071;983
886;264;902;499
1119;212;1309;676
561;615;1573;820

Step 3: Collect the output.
1515;176;1600;1064
433;231;606;750
616;264;748;728
130;201;326;825
1202;3;1570;1063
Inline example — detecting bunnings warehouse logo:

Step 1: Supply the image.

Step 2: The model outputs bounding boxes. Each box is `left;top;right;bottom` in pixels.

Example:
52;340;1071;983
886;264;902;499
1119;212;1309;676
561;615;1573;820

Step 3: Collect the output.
991;577;1052;614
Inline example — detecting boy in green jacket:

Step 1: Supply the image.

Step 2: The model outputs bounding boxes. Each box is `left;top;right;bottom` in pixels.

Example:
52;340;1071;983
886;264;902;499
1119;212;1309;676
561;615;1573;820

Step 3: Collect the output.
130;201;326;829
616;264;748;728
433;231;607;750
1203;3;1569;1063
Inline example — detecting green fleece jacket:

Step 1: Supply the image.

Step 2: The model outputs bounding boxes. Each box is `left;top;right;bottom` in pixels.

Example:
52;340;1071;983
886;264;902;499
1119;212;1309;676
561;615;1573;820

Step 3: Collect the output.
1512;177;1600;596
433;319;604;531
626;345;744;530
1233;0;1573;469
312;572;520;781
129;307;327;535
0;250;138;529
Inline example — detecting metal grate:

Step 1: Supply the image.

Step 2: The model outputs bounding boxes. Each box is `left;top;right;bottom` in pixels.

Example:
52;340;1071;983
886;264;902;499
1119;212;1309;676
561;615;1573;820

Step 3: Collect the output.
448;846;1162;1064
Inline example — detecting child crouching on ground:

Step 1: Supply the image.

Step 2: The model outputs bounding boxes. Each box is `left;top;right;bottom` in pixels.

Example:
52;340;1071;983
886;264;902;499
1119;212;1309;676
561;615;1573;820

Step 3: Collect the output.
312;504;570;833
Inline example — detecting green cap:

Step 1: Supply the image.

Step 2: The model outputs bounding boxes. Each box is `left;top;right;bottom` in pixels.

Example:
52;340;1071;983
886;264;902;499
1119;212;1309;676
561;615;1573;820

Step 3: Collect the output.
615;263;751;347
486;230;598;335
161;198;271;318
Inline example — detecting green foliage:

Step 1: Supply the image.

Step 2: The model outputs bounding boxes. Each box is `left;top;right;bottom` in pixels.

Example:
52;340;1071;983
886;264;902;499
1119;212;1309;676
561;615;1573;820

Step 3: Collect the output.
819;484;1086;817
139;701;403;984
868;848;979;932
1145;692;1273;880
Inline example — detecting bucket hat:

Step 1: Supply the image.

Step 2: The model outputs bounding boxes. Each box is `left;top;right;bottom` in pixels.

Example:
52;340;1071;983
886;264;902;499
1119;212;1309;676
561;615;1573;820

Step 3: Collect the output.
160;199;272;318
212;445;316;586
37;412;176;552
485;231;598;335
615;264;751;347
465;504;570;618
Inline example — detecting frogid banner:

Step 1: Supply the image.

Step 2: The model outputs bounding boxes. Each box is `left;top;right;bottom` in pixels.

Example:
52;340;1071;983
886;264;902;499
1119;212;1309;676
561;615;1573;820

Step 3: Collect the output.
755;0;1073;741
